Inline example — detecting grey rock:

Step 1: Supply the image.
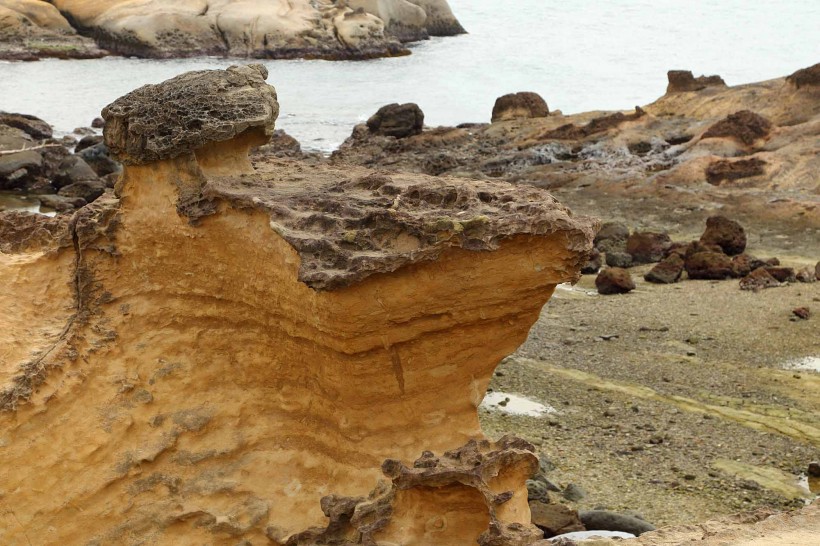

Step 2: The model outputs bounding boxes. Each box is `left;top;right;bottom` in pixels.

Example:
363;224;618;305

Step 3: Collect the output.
605;251;633;269
102;64;278;164
53;155;99;189
562;483;587;502
75;135;104;153
58;180;106;203
0;112;52;140
580;510;656;536
79;143;122;177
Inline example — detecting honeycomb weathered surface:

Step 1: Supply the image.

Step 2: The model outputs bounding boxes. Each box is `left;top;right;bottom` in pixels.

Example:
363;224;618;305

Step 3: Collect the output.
102;64;278;164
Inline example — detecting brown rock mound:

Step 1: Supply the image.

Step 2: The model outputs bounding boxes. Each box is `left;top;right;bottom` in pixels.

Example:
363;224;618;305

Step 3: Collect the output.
706;157;767;185
492;92;549;123
666;70;727;93
786;62;820;89
596;267;636;294
701;110;773;146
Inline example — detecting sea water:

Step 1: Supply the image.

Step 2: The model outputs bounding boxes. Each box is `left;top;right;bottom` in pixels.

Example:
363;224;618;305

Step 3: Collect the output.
0;0;818;152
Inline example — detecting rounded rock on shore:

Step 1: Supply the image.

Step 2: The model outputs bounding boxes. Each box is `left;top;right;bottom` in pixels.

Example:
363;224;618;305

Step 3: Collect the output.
595;268;636;295
491;92;549;123
366;103;424;138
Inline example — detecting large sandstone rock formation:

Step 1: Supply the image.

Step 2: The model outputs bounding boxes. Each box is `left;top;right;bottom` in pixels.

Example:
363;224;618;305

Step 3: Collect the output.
31;0;464;59
0;65;595;545
0;0;104;59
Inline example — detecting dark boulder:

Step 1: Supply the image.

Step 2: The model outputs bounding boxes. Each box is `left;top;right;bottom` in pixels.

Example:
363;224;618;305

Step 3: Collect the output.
702;110;773;146
627;231;672;264
491;92;549;123
739;267;780;291
580;510;656;537
685;251;734;280
366;103;424;138
596;268;636;295
645;254;684;284
699;216;746;256
91;117;106;129
78;143;122;177
594;221;629;254
0;112;53;140
52;155;99;189
57;180;106;203
605;251;633;269
75;135;104;153
666;70;726;93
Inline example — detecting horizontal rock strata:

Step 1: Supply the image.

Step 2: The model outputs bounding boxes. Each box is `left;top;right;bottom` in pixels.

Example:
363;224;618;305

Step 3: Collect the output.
0;66;595;545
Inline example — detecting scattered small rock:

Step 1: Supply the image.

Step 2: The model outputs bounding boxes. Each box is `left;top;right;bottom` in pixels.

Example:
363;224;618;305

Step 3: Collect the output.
91;117;105;129
562;483;587;502
73;126;95;137
645;254;684;284
796;266;816;283
594;222;629;254
666;70;726;93
739;268;781;291
595;268;636;295
699;216;747;256
765;266;796;283
792;307;811;320
808;462;820;478
685;251;734;280
605;251;633;268
627;231;672;264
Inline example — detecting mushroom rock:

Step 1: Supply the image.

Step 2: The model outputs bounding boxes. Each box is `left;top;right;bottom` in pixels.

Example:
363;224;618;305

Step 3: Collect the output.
666;70;727;93
0;66;596;545
491;92;550;123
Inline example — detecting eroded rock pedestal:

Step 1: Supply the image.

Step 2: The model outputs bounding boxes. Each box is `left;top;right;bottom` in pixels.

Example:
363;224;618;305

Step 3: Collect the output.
0;65;595;545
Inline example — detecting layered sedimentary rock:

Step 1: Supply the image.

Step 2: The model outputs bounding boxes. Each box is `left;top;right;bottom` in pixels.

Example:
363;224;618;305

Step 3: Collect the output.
0;66;595;545
35;0;464;59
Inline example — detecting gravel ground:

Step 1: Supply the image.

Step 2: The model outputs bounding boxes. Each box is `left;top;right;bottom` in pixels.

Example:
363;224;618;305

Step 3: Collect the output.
480;267;819;527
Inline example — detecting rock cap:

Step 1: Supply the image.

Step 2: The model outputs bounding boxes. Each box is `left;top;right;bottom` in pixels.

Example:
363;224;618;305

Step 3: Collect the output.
102;64;278;165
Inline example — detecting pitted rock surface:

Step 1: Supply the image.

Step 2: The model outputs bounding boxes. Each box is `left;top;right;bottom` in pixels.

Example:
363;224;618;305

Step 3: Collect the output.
102;64;278;165
205;162;598;290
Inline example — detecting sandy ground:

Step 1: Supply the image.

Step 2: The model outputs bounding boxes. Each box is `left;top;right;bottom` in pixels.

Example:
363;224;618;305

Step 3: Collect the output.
480;261;819;528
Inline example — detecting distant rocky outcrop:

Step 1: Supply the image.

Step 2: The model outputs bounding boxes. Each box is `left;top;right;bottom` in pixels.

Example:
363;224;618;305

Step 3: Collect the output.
666;70;727;93
0;0;105;59
0;65;596;545
12;0;465;61
331;63;820;250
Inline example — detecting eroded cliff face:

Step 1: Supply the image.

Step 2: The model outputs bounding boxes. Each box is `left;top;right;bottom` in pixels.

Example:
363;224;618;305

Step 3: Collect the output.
0;66;595;545
31;0;464;60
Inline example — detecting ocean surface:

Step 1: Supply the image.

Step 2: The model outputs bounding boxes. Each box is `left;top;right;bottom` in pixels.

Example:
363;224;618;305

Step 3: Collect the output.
0;0;818;153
